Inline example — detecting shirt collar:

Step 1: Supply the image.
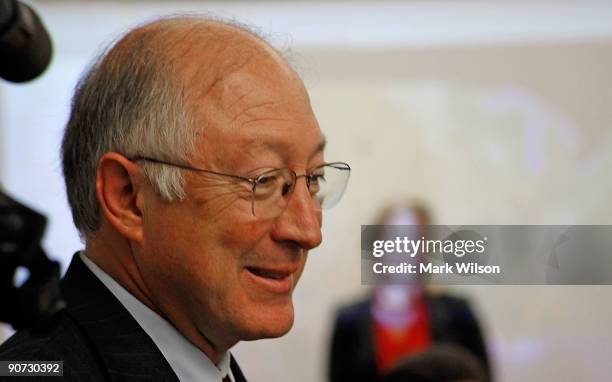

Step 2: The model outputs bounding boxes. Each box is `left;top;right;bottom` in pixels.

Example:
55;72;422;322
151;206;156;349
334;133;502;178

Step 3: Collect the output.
80;252;234;382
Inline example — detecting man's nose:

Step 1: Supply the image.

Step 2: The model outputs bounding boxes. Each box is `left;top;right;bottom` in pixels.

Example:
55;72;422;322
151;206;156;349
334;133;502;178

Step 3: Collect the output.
271;178;323;250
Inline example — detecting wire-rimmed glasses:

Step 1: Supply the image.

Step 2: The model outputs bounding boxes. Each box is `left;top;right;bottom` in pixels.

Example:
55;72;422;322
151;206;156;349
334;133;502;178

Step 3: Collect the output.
131;156;350;219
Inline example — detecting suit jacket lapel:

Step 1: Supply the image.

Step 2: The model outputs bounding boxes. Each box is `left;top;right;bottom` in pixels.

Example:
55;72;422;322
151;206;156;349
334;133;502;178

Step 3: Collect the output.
61;254;179;381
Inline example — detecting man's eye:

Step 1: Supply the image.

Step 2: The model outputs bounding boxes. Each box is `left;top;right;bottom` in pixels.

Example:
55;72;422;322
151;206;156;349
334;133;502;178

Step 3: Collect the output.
308;174;324;194
309;173;325;185
258;175;277;186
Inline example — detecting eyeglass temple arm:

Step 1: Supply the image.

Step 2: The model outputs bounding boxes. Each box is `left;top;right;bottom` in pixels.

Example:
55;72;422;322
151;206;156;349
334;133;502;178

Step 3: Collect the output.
130;156;257;184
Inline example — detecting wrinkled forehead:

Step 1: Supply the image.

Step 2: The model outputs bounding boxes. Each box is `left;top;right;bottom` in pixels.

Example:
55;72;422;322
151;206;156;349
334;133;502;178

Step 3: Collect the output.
200;62;312;127
191;66;325;170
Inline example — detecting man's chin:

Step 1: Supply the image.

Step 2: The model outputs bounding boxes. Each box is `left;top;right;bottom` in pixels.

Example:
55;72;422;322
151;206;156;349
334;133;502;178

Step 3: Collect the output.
239;307;295;341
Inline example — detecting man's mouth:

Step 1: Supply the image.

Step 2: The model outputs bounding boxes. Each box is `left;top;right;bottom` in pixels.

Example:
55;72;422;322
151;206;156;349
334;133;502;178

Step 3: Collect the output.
248;267;289;279
246;266;295;293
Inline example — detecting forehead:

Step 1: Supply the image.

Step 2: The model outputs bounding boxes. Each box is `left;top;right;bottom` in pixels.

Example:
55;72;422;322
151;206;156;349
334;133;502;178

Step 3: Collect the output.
192;59;324;167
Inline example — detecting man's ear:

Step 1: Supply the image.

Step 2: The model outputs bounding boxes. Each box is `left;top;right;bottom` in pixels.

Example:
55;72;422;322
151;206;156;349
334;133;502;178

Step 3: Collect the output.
96;152;146;243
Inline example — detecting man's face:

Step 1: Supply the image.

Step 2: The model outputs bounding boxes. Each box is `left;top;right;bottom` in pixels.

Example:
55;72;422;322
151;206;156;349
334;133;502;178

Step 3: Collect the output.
136;56;324;349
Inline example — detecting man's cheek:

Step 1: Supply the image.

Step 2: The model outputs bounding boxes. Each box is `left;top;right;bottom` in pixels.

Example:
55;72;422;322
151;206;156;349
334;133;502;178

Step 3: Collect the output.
220;218;271;248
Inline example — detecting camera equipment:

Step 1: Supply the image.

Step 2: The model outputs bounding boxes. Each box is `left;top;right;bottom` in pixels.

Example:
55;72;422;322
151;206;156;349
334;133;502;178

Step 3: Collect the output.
0;0;63;332
0;191;65;331
0;0;52;83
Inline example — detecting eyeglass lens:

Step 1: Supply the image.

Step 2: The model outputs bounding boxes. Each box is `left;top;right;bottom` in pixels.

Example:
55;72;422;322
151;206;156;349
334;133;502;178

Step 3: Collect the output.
251;163;350;218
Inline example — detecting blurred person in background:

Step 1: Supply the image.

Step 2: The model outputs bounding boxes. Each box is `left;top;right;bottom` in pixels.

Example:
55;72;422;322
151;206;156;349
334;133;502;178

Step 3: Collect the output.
0;15;350;381
328;202;490;382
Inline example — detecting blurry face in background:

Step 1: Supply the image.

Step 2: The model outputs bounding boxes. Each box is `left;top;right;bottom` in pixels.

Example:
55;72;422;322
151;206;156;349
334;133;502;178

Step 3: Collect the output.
386;207;421;226
377;206;429;285
135;51;325;349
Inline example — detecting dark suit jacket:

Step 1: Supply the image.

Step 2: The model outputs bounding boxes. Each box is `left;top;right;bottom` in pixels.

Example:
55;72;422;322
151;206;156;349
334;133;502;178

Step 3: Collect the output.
328;294;491;382
0;254;247;382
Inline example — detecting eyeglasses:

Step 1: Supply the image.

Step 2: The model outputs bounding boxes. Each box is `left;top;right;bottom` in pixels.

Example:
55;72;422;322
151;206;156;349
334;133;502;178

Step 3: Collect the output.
131;156;350;219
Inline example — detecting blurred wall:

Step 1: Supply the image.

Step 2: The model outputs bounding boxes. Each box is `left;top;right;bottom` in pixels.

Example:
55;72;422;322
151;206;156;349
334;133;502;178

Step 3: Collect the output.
2;1;612;381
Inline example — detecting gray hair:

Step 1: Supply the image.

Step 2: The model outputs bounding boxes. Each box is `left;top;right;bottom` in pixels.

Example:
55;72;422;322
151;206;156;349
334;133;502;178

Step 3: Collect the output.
61;16;269;238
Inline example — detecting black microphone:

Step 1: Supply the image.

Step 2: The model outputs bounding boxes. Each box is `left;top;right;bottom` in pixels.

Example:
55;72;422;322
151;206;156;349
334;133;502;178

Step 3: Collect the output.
0;0;52;83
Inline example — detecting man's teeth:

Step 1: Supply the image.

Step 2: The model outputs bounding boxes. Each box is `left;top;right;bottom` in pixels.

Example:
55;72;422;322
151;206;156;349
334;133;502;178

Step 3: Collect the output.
250;268;286;279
